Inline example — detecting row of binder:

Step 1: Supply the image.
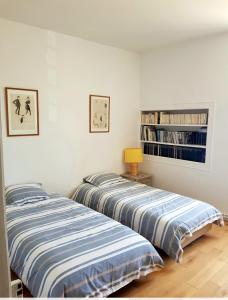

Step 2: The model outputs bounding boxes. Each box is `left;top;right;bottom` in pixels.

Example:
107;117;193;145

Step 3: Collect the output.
143;143;206;163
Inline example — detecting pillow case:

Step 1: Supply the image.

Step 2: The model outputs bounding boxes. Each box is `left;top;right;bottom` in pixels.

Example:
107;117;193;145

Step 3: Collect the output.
5;183;50;206
83;172;127;188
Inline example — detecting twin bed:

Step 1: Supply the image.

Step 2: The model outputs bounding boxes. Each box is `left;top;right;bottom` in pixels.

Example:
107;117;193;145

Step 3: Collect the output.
6;175;223;297
6;185;163;297
73;173;223;262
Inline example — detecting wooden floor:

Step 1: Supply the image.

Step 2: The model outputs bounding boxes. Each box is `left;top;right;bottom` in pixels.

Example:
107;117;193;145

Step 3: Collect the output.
113;222;228;297
14;222;228;298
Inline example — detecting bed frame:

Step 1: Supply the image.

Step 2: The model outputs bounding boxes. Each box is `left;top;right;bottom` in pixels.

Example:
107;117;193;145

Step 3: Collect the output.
181;223;212;248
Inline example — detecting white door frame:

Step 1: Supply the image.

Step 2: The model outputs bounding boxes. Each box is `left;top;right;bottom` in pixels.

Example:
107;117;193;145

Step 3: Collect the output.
0;105;11;297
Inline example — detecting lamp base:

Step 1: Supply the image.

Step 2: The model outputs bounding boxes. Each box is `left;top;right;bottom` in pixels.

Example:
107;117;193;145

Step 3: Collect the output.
129;163;138;176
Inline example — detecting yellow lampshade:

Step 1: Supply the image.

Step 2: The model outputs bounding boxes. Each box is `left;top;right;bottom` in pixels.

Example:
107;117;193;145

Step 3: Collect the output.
124;148;143;163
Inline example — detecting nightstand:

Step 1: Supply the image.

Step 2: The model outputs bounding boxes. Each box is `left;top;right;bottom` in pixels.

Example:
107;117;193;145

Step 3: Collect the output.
121;173;152;186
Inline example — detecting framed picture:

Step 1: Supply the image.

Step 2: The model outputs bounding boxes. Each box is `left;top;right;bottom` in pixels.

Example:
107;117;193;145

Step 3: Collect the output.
89;94;110;133
5;87;39;137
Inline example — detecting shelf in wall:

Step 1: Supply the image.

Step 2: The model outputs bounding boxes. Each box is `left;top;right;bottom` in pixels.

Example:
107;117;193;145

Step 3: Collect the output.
141;140;207;149
140;108;209;164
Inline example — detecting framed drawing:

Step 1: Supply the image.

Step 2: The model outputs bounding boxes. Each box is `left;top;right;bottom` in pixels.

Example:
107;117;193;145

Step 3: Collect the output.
89;94;110;133
5;87;39;137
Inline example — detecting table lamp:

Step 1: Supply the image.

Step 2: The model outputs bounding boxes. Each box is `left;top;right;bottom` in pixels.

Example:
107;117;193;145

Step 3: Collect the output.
124;148;143;176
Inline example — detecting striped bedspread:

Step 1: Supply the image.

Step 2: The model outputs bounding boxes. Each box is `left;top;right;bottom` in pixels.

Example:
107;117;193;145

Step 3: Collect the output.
6;197;163;297
73;181;224;262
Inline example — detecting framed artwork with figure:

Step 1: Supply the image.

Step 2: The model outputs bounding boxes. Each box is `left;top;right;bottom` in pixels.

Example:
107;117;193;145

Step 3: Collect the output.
5;87;39;137
89;94;110;133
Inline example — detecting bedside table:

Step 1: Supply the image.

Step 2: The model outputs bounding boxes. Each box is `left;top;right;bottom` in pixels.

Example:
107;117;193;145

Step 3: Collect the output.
121;173;152;186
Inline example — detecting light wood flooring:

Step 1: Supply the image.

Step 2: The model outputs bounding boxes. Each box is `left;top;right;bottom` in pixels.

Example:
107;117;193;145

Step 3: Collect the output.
113;222;228;297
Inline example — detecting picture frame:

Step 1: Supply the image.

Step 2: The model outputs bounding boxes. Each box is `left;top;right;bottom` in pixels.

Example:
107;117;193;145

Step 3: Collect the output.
89;94;110;133
5;87;39;137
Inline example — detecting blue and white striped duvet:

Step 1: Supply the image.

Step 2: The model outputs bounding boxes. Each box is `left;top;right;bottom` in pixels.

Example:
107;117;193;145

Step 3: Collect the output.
6;196;163;297
73;181;224;262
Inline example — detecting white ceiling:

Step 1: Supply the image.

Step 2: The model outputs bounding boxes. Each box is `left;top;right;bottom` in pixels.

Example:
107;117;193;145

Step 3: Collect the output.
1;0;228;53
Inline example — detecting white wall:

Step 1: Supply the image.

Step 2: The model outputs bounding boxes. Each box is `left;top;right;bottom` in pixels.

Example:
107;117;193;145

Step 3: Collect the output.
1;18;227;213
0;18;140;195
141;33;228;212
